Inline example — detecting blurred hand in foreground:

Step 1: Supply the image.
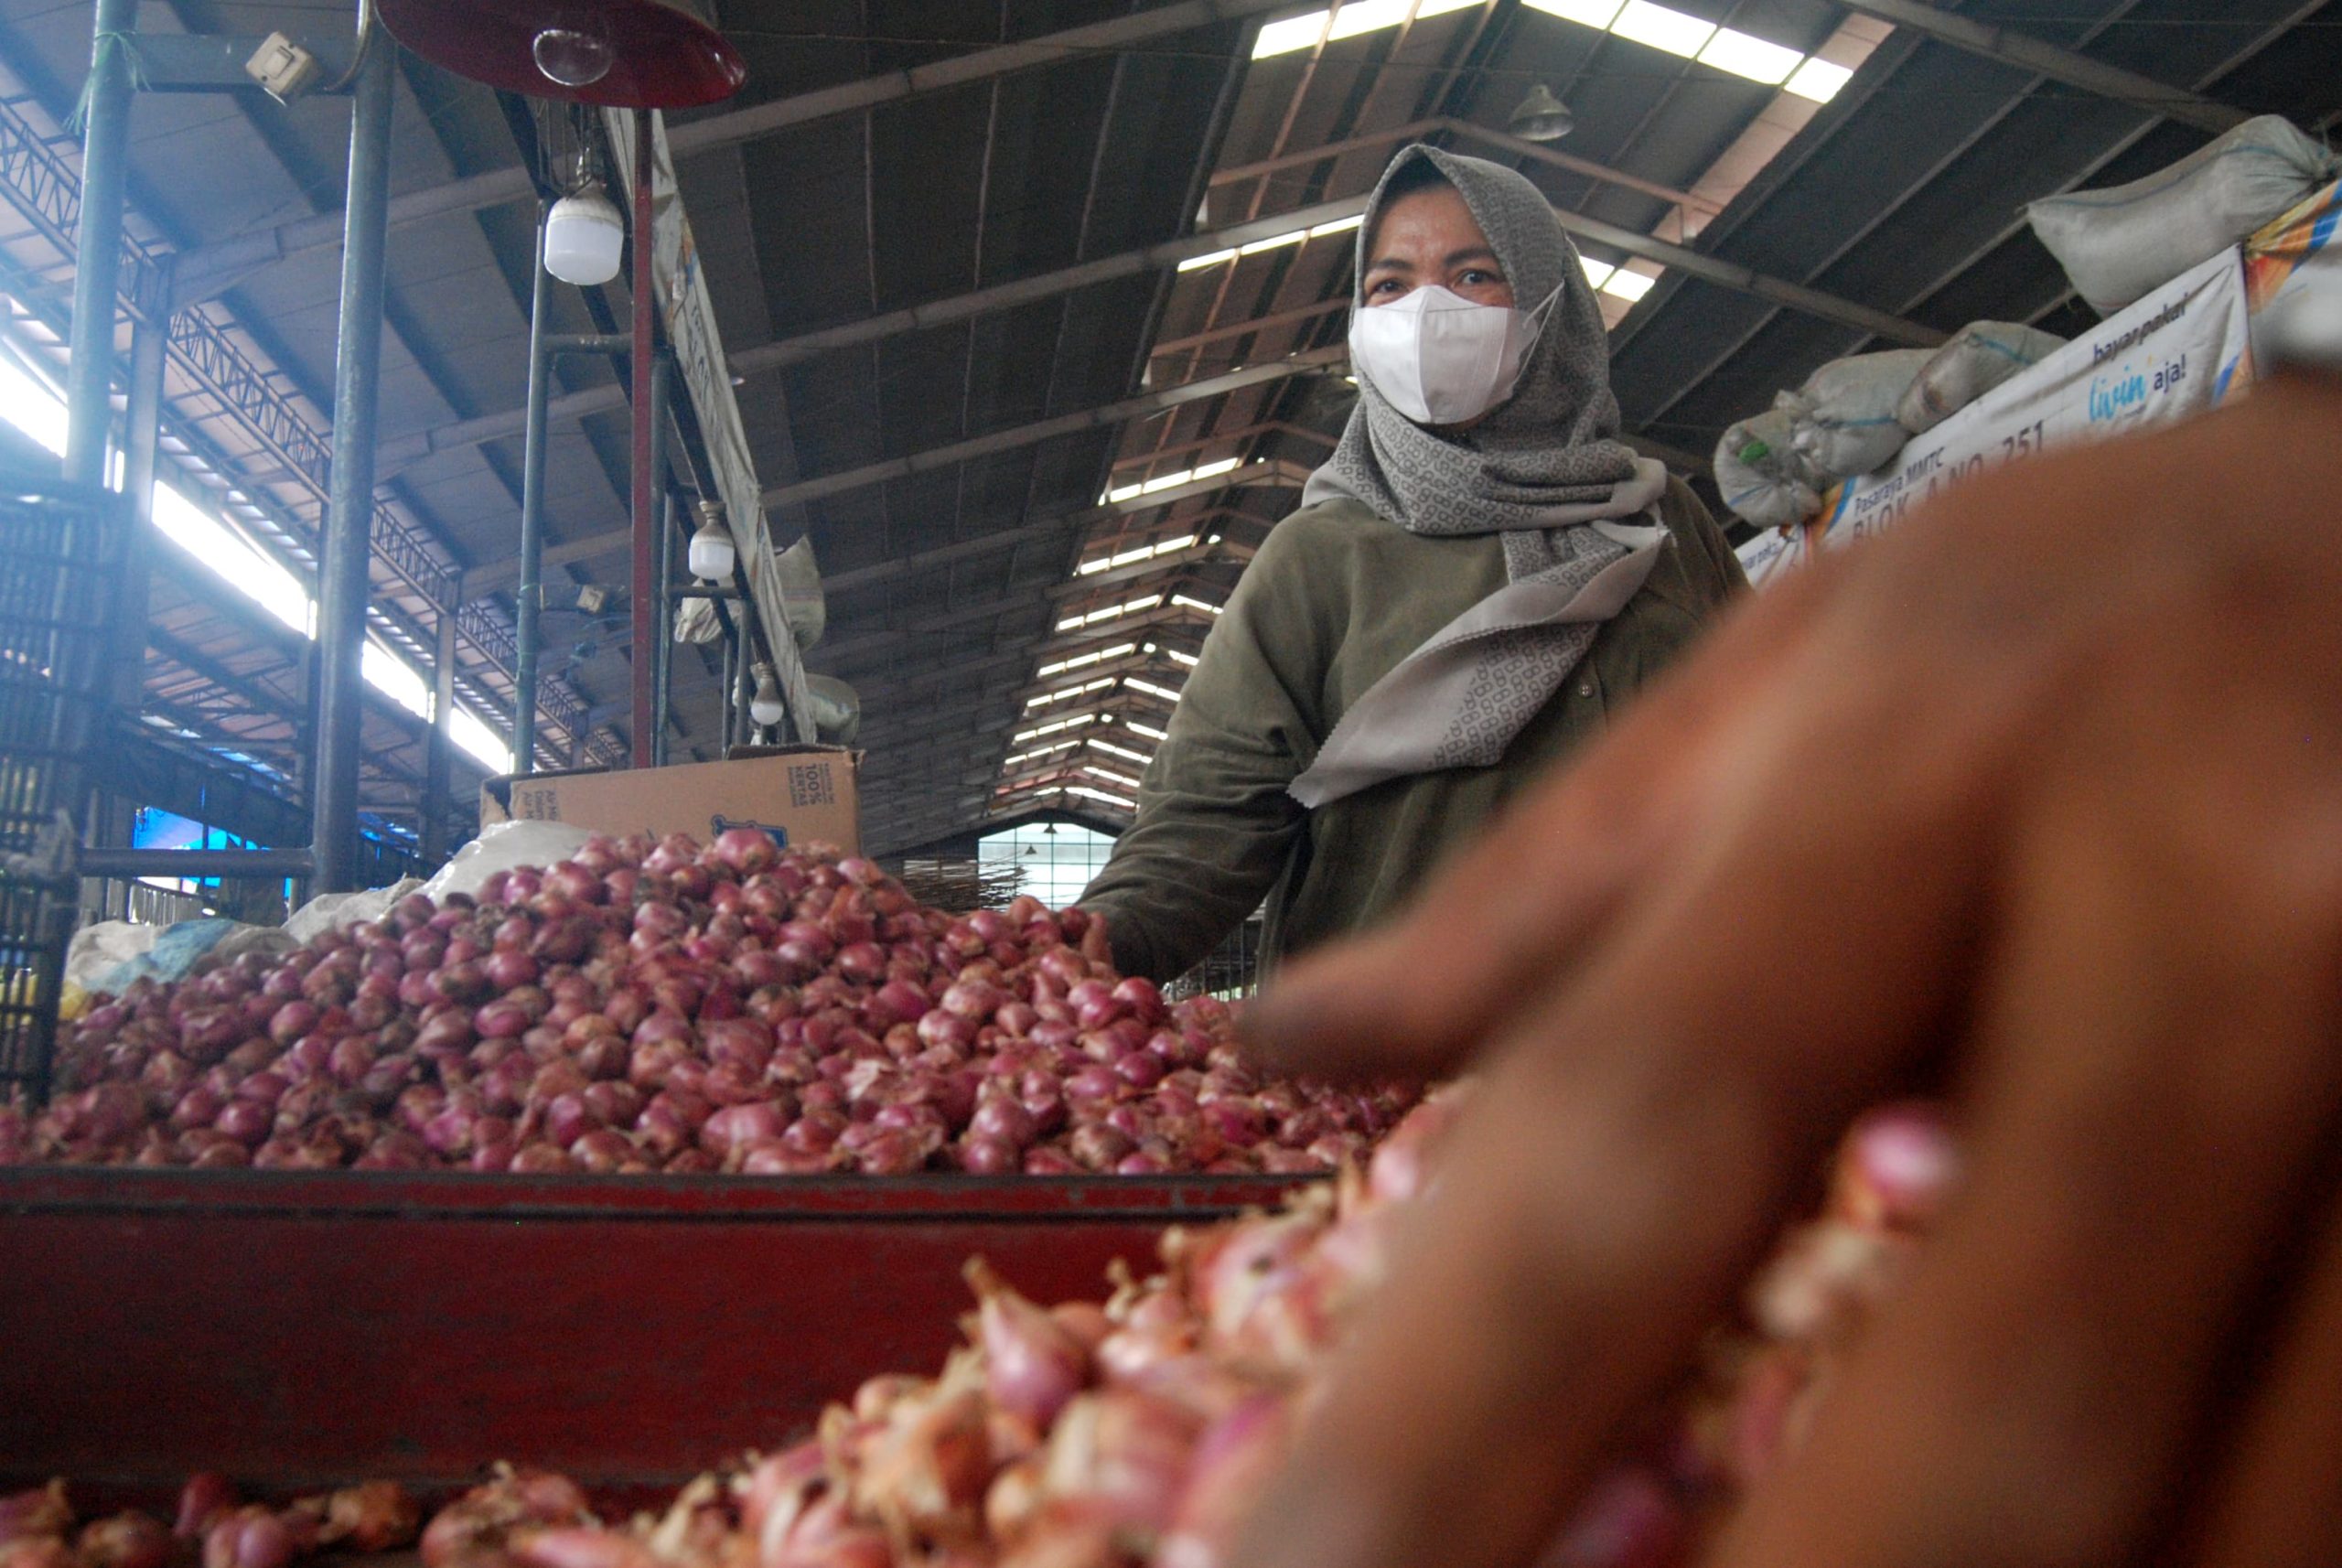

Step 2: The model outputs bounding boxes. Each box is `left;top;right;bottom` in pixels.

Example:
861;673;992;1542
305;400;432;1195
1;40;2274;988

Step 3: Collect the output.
1231;372;2342;1568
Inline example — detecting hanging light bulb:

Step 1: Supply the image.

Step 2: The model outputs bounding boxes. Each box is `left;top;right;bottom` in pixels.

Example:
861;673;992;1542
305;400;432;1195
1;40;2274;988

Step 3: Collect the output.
688;499;736;580
1508;83;1574;142
749;662;785;729
543;178;624;286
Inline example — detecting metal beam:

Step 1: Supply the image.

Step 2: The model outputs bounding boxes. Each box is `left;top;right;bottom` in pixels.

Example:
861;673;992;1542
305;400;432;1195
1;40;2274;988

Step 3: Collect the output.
763;353;1344;512
1149;305;1348;359
0;91;605;761
1835;0;2250;134
856;730;1011;772
1210;116;1724;222
1051;548;1239;600
822;462;1303;599
79;846;315;879
814;596;1057;670
487;466;1295;611
168;0;1305;301
1011;653;1192;708
862;737;1021;784
1011;605;1219;662
377;130;1930;479
828;602;1218;688
125;32;359;93
1104;423;1335;470
392;217;1362;476
145;560;438;762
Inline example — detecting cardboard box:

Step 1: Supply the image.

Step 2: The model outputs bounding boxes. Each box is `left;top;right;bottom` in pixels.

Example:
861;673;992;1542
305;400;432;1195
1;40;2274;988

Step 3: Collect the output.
479;746;861;854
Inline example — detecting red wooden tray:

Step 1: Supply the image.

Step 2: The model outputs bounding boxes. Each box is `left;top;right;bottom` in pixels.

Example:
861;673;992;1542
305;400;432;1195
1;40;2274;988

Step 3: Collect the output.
0;1168;1306;1498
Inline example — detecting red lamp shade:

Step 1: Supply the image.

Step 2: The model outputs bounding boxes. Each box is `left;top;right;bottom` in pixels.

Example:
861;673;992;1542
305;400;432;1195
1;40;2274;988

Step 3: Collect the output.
376;0;747;109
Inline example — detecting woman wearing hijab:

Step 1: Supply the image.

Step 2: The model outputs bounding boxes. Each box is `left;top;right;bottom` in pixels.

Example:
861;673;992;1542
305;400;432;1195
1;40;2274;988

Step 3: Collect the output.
1076;145;1746;983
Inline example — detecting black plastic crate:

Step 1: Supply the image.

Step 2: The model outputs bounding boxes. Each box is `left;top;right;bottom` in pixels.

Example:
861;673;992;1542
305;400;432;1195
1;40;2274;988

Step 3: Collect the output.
0;482;123;1101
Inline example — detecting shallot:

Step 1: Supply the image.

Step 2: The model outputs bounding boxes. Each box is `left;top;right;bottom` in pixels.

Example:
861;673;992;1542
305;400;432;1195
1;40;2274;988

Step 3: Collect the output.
21;838;1409;1177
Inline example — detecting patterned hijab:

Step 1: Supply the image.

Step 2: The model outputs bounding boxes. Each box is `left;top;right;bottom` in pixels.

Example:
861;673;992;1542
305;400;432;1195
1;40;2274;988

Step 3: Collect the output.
1290;145;1671;809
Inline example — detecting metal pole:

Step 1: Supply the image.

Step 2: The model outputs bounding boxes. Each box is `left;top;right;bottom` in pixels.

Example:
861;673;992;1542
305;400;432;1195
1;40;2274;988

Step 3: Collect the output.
654;490;675;767
717;612;738;754
312;38;394;895
649;356;671;765
79;847;317;880
63;0;136;489
629;109;657;769
514;202;553;777
733;616;753;752
108;308;167;714
422;607;456;865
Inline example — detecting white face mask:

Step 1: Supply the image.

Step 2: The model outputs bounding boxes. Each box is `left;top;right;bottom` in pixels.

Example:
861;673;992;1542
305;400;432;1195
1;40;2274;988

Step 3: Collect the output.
1348;283;1563;427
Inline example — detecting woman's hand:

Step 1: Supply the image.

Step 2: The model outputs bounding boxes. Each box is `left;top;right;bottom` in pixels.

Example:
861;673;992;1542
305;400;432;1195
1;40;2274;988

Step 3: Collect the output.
1230;374;2342;1568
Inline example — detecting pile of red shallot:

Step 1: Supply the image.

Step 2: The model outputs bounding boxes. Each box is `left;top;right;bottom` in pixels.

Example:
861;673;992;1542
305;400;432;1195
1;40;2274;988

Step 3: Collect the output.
0;1477;420;1568
0;834;1410;1176
0;1096;1961;1568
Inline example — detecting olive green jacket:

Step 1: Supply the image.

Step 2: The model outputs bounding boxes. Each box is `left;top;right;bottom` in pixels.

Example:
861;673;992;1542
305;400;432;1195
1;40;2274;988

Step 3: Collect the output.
1078;477;1746;983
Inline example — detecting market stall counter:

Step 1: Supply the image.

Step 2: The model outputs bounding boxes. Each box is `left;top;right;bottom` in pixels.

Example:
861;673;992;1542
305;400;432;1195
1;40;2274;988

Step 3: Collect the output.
0;1165;1302;1500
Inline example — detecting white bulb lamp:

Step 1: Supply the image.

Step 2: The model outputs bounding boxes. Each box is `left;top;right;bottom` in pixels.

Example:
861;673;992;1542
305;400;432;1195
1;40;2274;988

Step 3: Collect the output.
543;183;624;286
748;663;785;729
688;501;736;580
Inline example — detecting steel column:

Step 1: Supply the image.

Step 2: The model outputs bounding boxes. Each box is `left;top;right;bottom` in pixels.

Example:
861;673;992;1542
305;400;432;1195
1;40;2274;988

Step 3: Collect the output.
422;607;457;866
717;607;739;752
514;207;553;777
735;618;754;750
654;491;675;767
312;39;394;894
648;355;671;763
63;0;137;489
109;308;167;712
630;110;657;769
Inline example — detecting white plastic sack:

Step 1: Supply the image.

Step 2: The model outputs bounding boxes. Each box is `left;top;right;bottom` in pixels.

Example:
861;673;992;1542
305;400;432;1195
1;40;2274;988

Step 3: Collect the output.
1784;350;1934;480
2027;115;2340;315
64;920;162;995
1714;409;1825;531
284;877;424;944
673;594;723;645
420;821;597;904
89;918;274;994
1896;321;2068;434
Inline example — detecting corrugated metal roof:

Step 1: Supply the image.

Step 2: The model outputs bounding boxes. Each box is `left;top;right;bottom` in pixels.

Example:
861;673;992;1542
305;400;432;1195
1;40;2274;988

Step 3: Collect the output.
4;0;2337;861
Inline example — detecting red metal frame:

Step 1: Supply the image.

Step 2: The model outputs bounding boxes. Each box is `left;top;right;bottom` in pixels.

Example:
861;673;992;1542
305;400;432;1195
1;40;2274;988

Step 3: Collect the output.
0;1170;1305;1498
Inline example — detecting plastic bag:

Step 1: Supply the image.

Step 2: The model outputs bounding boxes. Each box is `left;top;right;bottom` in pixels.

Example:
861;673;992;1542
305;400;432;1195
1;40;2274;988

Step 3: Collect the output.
1714;408;1826;531
2027;115;2340;315
63;920;162;995
1896;321;2067;434
92;918;245;993
1783;349;1934;480
283;878;424;944
420;821;597;904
